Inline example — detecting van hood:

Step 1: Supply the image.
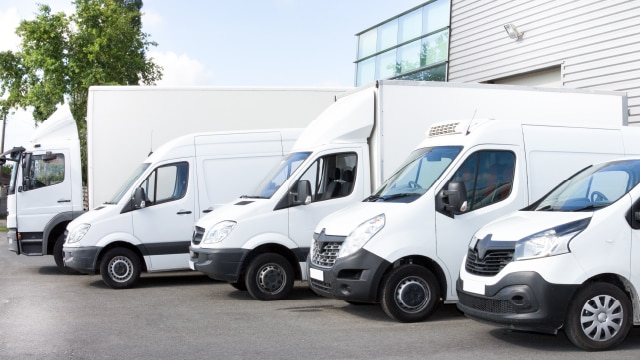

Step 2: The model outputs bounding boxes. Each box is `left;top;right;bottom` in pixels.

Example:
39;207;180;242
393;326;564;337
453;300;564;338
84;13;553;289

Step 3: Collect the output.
315;202;400;236
195;197;273;228
67;204;119;231
475;211;593;242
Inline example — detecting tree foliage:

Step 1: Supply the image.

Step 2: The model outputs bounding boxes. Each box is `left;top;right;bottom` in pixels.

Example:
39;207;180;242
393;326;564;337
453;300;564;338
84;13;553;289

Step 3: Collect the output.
0;0;162;183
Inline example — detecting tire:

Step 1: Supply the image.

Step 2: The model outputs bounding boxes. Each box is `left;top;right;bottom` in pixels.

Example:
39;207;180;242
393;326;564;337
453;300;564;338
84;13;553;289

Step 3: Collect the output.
380;265;440;323
564;282;632;351
245;253;294;301
230;280;247;291
53;233;81;275
100;247;141;289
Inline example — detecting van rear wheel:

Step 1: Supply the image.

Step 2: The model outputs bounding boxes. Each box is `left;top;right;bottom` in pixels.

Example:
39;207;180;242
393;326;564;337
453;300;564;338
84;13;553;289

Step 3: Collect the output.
245;253;294;301
564;282;631;351
380;265;440;323
100;247;141;289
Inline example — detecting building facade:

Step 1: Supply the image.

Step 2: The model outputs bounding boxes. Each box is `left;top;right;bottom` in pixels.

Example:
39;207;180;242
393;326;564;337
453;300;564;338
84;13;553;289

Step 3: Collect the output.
357;0;640;125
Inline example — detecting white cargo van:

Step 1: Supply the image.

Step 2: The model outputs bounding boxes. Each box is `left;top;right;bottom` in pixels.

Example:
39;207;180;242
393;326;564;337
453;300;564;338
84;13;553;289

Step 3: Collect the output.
308;119;640;323
457;157;640;351
62;129;301;289
189;80;628;302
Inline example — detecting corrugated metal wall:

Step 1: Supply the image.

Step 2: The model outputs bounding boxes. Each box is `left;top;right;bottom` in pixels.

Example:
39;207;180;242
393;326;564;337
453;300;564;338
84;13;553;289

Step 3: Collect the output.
448;0;640;124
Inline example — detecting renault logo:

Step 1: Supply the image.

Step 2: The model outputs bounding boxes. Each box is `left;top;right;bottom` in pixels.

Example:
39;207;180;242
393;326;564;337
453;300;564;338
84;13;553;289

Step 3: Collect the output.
474;234;493;260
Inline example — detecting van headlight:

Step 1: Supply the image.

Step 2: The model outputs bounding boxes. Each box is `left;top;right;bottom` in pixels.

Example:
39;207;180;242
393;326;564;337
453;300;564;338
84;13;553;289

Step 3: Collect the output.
514;218;590;261
202;221;236;245
66;224;90;244
338;214;385;258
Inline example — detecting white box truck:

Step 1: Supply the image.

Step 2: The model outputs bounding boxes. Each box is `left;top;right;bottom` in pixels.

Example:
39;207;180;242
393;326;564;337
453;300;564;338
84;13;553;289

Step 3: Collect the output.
189;80;628;301
309;118;640;323
62;129;301;288
457;157;640;351
4;86;346;273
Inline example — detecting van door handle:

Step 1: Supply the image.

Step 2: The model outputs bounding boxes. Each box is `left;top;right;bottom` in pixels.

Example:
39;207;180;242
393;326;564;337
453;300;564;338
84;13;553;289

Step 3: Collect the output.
58;199;71;203
177;210;192;215
203;207;214;214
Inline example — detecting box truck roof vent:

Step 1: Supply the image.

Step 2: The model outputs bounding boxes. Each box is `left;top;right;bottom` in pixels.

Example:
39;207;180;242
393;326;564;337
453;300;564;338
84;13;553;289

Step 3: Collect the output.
428;121;462;137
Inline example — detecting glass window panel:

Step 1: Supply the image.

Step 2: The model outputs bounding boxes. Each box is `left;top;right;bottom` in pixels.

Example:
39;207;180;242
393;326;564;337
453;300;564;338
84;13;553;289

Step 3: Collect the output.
377;50;398;79
395;63;447;82
421;30;449;66
358;28;377;60
378;19;398;52
399;9;422;43
398;39;421;73
423;0;450;34
356;57;376;86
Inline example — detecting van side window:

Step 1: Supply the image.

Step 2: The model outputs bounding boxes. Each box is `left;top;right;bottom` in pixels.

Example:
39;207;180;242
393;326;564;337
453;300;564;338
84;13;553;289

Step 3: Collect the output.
140;162;189;206
298;152;357;202
28;153;65;190
451;150;515;211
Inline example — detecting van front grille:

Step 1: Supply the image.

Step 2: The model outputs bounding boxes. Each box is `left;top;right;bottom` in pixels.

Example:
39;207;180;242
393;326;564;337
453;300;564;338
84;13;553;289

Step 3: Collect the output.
465;248;513;276
192;226;205;245
311;240;342;268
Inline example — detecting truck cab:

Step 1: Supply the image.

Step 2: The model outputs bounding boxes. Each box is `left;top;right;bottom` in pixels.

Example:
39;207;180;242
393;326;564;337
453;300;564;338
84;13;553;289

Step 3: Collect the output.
4;106;84;273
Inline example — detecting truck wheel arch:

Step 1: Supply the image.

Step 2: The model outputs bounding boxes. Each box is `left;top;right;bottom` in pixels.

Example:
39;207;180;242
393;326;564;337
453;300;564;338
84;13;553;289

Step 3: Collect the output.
241;244;302;281
96;241;148;274
378;256;447;302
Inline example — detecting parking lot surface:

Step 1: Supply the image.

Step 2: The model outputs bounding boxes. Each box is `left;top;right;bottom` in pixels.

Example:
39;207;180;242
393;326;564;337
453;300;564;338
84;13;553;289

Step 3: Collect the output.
1;230;640;359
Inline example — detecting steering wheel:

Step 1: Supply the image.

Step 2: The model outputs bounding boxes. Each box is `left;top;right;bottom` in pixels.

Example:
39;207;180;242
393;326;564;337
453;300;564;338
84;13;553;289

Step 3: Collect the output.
408;181;422;189
590;191;608;202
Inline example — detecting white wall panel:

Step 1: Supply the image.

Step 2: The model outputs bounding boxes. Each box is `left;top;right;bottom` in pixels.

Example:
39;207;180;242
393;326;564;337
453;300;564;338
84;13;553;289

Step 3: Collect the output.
449;0;640;124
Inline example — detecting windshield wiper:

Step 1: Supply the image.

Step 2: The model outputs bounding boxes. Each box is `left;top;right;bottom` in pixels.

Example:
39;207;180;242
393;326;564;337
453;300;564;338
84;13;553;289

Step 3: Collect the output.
363;194;383;202
535;205;553;211
381;193;421;201
240;195;269;199
571;204;608;212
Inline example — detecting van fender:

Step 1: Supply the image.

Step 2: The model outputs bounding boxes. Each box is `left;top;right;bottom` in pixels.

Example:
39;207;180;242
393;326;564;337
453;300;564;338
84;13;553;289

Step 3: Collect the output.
241;231;299;251
94;231;144;249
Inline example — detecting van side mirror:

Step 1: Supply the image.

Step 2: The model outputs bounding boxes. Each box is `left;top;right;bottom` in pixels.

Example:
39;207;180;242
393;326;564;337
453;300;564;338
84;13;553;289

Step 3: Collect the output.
435;181;468;218
0;156;5;166
132;187;147;209
290;180;312;206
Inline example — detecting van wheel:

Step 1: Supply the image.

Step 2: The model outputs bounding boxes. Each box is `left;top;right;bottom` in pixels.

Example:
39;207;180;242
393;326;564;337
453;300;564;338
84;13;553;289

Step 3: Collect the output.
564;283;631;351
53;234;80;275
100;248;141;289
380;265;440;323
245;253;294;301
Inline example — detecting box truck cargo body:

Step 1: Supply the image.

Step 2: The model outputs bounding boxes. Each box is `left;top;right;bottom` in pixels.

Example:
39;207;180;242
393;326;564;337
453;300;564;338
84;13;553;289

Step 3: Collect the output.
188;80;628;302
4;86;345;272
62;129;301;288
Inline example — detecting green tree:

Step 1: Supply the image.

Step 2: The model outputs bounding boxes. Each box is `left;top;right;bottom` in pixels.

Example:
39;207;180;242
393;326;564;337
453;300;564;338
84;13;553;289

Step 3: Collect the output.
0;0;162;183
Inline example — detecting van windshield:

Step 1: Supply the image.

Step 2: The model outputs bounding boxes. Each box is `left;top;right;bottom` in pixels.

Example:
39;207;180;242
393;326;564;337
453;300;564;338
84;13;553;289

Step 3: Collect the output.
105;163;150;204
246;152;311;199
529;159;640;212
366;146;462;203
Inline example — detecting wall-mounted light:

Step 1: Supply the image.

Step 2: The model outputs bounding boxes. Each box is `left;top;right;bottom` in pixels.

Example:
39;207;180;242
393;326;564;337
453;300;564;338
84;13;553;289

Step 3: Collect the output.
503;23;523;41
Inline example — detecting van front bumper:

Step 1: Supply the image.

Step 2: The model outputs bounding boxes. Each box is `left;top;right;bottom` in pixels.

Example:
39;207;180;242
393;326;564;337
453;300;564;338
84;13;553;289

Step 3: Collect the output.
456;271;579;334
63;246;100;274
307;248;390;303
189;247;249;283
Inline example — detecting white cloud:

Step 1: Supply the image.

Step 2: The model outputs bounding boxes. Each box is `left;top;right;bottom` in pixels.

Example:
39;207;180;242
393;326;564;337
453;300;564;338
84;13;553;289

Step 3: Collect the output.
142;9;163;28
0;7;21;51
149;51;213;86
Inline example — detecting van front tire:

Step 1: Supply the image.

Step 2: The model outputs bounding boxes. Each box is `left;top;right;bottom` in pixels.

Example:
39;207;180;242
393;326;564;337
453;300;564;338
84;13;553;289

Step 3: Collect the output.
100;248;141;289
245;253;294;300
380;265;440;323
564;282;631;351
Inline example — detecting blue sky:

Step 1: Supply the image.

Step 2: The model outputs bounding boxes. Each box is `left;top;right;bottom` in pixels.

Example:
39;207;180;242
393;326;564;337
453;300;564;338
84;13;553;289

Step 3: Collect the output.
1;0;425;147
